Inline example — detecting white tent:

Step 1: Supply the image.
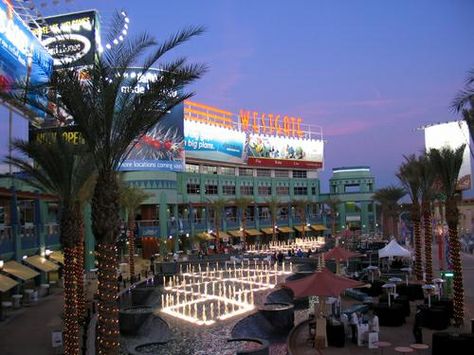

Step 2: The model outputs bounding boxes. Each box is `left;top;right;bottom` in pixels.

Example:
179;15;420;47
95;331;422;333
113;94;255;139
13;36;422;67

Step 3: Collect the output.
378;239;411;258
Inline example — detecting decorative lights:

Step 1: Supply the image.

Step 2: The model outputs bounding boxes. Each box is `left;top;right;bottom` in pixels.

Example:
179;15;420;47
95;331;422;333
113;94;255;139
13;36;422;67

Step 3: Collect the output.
98;11;130;53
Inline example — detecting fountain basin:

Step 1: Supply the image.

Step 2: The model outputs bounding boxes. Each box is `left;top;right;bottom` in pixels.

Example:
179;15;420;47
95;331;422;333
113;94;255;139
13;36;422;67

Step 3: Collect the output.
119;306;154;335
131;341;168;354
259;303;294;333
225;338;269;355
131;286;155;306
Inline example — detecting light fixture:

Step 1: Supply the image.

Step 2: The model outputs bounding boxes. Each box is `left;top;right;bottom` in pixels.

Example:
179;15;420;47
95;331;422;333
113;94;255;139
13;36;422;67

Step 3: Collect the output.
186;233;190;238
168;235;173;239
0;260;4;269
306;223;310;227
45;249;52;256
22;255;27;260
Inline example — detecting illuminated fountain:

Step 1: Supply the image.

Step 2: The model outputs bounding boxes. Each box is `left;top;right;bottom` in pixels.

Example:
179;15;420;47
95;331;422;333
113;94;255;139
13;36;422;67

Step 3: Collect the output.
159;261;292;326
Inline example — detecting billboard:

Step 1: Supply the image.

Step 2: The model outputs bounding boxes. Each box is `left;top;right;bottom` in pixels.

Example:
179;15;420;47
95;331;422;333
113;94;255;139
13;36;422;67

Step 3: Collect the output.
32;10;99;69
247;134;324;169
184;120;246;164
425;120;471;190
0;1;53;117
118;68;185;172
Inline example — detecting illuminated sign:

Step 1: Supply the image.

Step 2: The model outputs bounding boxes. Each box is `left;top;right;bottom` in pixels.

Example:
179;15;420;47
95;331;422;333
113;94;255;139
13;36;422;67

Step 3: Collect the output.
239;110;303;138
0;0;53;117
425;121;471;190
33;11;98;68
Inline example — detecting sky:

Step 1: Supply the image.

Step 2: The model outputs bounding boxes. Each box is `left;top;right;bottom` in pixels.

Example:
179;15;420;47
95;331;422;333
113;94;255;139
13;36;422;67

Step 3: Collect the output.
1;0;474;193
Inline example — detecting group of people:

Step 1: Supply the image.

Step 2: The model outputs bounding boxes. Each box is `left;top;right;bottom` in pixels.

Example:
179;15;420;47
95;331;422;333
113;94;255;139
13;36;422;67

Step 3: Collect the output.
347;310;380;344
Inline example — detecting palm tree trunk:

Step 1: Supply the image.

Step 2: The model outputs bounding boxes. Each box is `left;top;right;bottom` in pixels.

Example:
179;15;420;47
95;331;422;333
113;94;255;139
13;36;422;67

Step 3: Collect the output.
92;172;121;354
446;198;464;326
413;219;423;280
127;216;135;280
422;200;433;284
75;234;85;323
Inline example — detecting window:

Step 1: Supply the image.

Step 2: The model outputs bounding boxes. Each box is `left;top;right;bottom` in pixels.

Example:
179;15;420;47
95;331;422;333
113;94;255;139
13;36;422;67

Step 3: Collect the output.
294;186;308;195
312;187;317;195
293;170;307;178
201;165;217;174
256;169;271;177
239;168;253;177
345;184;360;193
276;186;289;195
205;184;218;195
187;184;200;194
240;186;254;195
258;186;271;195
185;164;200;173
274;170;289;178
222;185;236;195
221;167;236;176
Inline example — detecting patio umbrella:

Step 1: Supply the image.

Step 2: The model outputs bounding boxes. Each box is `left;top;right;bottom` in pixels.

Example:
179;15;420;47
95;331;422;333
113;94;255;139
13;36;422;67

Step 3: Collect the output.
388;277;403;294
365;265;379;283
382;283;396;307
323;246;363;274
283;268;365;298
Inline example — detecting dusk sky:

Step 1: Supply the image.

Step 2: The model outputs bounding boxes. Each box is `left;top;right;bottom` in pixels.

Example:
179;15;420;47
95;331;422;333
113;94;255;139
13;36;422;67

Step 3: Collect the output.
1;0;474;192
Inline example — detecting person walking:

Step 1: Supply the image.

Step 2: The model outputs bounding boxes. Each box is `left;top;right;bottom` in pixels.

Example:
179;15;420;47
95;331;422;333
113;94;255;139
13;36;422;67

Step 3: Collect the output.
350;312;359;344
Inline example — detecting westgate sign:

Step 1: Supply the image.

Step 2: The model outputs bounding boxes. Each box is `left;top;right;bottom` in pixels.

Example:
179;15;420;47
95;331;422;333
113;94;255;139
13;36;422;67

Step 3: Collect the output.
239;110;304;138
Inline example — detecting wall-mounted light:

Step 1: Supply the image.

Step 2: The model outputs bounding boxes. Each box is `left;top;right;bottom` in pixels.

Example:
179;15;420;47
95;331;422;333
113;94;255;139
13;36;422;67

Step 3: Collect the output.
45;249;52;256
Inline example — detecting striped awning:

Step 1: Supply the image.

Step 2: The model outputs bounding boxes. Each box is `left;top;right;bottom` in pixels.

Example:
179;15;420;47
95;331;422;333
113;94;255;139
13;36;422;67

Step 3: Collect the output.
25;255;59;273
261;227;277;235
245;229;262;236
49;251;64;265
311;224;327;231
2;261;39;281
277;226;294;233
228;230;244;238
0;274;18;293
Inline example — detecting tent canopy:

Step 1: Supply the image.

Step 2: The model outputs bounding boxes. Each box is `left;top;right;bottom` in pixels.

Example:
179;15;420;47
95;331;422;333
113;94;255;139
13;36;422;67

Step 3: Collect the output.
283;268;364;298
378;239;411;258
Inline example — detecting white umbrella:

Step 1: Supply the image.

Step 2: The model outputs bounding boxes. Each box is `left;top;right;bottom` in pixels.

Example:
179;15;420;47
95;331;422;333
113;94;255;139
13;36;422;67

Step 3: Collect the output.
365;265;379;283
422;284;437;307
388;277;403;294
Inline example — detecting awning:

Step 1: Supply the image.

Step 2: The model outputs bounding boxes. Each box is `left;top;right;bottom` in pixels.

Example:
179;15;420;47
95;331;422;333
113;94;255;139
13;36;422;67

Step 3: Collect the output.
294;225;312;232
0;274;18;293
211;231;231;240
311;224;328;231
25;255;59;273
261;227;277;235
245;229;262;236
228;230;244;238
49;251;64;265
3;261;39;281
277;226;294;233
196;232;214;241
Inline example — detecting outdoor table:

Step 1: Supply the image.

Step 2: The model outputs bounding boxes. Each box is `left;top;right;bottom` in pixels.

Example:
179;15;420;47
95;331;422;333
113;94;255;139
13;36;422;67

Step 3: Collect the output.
394;295;410;316
432;332;474;355
410;343;429;353
394;346;414;353
420;305;449;330
374;341;391;354
11;294;23;308
374;303;405;326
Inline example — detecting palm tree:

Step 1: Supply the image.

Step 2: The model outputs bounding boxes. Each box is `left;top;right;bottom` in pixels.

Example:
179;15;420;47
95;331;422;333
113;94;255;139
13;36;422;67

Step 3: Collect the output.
397;155;423;280
324;197;341;242
234;197;254;245
266;196;280;242
429;145;465;326
452;68;474;113
46;16;205;353
5;136;94;354
293;198;311;238
419;154;436;283
373;186;405;238
119;182;150;280
207;197;227;252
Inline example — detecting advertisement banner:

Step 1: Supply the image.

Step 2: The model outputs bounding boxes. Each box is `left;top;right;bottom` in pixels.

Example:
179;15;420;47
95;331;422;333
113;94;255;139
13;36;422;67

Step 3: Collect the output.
247;134;323;169
424;121;471;190
184;120;246;164
0;1;53;117
32;10;99;69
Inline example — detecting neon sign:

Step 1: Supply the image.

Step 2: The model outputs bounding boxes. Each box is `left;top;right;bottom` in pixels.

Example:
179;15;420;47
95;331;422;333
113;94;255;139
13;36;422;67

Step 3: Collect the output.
239;110;304;138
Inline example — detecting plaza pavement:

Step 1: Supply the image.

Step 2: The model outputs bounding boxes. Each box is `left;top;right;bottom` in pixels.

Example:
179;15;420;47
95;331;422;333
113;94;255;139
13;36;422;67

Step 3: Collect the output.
0;245;473;355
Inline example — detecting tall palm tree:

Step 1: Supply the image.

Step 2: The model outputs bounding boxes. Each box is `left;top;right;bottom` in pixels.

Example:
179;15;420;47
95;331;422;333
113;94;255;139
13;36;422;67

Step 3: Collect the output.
119;182;150;280
324;197;340;241
5;136;94;354
293;198;311;238
429;145;465;326
45;16;205;353
266;196;280;242
234;197;254;245
373;186;405;238
452;68;474;112
419;154;436;283
397;155;423;280
207;197;227;251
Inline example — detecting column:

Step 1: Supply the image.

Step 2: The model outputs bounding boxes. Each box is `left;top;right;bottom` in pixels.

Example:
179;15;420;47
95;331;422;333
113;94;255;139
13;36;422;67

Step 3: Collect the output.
159;192;168;255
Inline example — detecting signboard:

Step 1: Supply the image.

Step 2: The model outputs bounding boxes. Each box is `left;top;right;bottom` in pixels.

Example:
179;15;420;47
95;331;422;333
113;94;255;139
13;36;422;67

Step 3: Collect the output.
32;10;99;69
424;121;471;190
239;109;304;138
0;0;53;117
247;134;324;169
184;120;246;164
